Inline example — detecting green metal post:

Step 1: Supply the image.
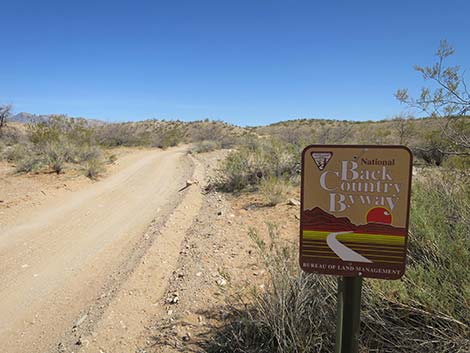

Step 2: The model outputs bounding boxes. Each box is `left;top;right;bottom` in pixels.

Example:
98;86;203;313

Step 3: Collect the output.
335;276;363;353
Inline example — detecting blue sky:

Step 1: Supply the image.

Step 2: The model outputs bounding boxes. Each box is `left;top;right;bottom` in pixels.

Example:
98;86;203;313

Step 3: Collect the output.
1;0;469;125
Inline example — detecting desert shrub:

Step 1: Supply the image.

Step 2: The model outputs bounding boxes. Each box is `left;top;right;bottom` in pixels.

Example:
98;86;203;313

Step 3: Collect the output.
29;115;95;146
76;145;102;163
444;155;470;170
153;128;185;149
3;115;106;175
218;138;298;192
15;155;43;173
204;170;469;353
43;142;66;174
95;124;136;146
259;177;290;206
4;143;32;162
191;140;221;154
0;141;5;159
83;157;105;179
385;170;470;322
0;125;26;145
412;130;451;166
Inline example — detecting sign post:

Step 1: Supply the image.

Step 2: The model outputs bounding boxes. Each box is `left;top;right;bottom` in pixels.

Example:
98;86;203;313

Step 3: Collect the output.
335;277;362;353
299;145;412;353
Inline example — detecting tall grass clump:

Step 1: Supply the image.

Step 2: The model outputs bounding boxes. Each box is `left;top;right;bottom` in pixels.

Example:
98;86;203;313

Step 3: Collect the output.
83;158;105;180
203;223;337;353
259;177;290;206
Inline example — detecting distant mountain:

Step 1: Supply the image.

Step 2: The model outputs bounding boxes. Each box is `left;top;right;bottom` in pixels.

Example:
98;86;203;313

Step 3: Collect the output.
9;112;49;124
9;112;107;126
302;207;406;235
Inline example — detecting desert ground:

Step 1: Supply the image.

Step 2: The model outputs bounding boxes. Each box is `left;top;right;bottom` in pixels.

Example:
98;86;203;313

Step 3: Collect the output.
0;146;298;353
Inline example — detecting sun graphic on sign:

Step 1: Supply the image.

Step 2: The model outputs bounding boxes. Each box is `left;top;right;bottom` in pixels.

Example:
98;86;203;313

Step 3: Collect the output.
366;207;392;224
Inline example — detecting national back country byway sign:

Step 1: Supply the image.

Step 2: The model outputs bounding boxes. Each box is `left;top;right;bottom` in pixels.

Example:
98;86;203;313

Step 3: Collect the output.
300;145;412;280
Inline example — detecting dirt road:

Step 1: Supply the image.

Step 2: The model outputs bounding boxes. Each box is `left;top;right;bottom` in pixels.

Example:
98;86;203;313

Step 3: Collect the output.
0;147;194;353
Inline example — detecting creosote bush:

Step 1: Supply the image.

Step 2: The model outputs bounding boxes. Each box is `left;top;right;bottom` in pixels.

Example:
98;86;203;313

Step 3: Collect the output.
2;115;106;178
218;138;298;192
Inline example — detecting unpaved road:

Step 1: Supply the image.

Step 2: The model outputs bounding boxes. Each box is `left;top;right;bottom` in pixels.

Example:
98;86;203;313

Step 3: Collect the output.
0;147;194;353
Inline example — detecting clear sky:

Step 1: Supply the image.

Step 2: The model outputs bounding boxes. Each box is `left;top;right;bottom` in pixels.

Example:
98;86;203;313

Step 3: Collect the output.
1;0;469;125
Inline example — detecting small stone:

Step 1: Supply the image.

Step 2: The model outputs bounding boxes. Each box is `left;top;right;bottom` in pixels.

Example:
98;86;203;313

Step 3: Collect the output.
182;332;191;342
73;314;88;328
196;272;202;277
217;211;223;216
167;293;179;304
288;198;301;206
216;278;227;286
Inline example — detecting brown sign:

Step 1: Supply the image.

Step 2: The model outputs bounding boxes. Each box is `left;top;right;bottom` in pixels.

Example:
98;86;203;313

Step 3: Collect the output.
299;145;412;280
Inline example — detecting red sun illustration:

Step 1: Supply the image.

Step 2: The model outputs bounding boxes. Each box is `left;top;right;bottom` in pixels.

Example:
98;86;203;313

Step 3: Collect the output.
366;207;392;224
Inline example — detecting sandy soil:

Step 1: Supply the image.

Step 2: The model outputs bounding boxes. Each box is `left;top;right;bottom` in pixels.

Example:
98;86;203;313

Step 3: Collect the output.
0;147;194;353
0;148;301;353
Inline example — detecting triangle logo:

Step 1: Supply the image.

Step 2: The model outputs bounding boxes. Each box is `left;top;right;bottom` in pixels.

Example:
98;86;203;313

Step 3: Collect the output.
311;152;332;170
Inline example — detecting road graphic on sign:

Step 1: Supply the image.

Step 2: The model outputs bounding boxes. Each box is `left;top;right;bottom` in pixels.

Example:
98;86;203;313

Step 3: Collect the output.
326;232;372;263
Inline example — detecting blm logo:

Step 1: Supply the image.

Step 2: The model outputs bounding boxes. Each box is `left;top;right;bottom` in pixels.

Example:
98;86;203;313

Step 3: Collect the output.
311;152;332;170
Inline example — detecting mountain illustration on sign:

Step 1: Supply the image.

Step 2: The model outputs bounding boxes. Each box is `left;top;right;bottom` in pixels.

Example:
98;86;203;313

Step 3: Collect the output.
301;207;406;264
302;207;404;235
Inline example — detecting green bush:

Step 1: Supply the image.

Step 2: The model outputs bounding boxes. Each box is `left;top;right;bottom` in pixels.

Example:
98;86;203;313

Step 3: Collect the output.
219;138;298;192
3;115;106;176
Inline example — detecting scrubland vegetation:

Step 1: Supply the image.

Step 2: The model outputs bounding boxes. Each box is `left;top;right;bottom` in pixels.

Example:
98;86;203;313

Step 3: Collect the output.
208;42;470;351
204;168;469;352
0;116;247;179
0;116;106;177
204;114;469;352
1;116;468;353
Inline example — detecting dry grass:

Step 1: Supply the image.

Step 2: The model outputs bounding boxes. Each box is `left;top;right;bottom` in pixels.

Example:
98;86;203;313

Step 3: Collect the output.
203;169;470;353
